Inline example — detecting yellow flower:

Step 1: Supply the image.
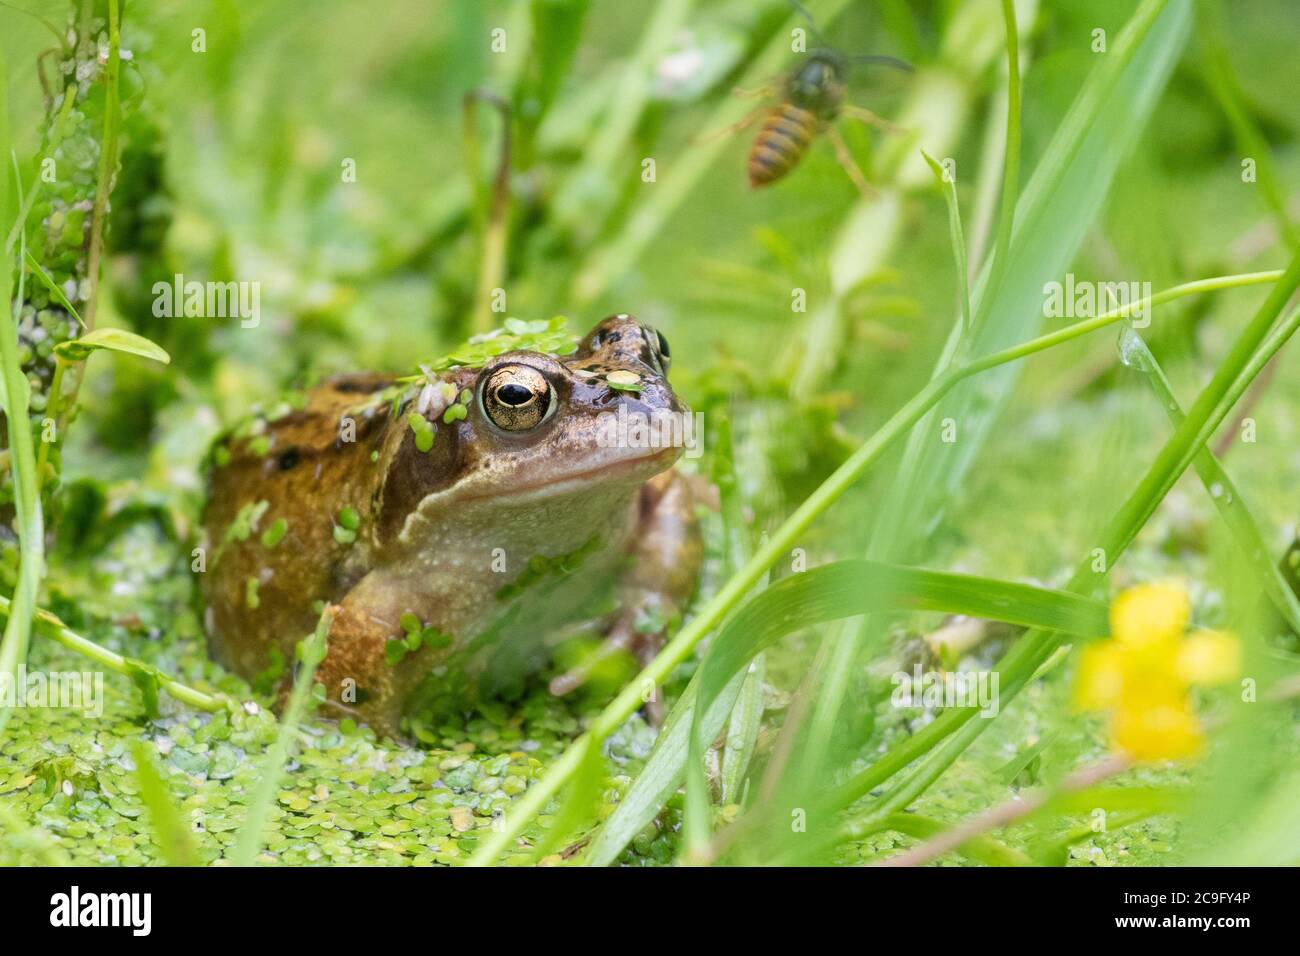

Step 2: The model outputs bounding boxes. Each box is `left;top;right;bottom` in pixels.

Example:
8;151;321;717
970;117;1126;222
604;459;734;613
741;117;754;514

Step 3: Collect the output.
1073;582;1238;763
1175;629;1240;685
1109;582;1189;648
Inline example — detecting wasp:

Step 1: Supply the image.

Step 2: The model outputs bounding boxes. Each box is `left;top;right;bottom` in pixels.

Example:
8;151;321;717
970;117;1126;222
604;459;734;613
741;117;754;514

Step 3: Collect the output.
714;3;910;196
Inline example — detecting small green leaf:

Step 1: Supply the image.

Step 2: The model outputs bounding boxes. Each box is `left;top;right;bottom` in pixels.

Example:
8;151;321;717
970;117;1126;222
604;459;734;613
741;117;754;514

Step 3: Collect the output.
54;327;170;364
260;517;288;549
408;412;435;452
24;249;85;328
422;627;453;650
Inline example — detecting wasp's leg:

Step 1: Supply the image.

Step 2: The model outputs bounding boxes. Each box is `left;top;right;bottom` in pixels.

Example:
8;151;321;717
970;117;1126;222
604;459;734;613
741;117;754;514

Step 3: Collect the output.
695;103;769;145
732;81;778;99
842;103;905;134
827;124;878;199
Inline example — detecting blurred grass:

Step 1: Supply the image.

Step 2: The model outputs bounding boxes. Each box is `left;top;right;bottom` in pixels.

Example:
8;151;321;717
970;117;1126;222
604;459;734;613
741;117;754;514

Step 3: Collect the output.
2;0;1300;867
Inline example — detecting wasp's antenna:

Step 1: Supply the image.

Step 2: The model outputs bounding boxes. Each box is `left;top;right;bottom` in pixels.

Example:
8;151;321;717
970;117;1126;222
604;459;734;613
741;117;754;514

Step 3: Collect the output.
788;0;828;47
848;53;914;73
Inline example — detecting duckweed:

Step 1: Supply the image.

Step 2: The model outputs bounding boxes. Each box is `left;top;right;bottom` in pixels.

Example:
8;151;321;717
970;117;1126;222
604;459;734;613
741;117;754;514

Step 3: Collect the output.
408;412;436;453
337;506;360;532
260;518;288;549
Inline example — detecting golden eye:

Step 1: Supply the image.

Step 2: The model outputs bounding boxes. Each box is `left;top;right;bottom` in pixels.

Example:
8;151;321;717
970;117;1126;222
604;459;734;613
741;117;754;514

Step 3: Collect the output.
481;365;554;431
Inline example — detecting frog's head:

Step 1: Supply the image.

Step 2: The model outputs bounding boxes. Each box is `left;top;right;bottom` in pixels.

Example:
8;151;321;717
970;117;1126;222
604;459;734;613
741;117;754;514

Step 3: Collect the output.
379;315;690;542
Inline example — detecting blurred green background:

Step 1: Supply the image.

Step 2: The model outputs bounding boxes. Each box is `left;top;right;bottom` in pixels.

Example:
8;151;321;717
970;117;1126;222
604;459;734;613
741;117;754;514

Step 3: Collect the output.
2;0;1300;866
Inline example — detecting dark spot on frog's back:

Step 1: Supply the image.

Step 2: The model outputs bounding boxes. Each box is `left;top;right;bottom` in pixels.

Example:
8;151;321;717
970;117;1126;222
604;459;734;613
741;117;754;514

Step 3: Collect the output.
328;373;392;395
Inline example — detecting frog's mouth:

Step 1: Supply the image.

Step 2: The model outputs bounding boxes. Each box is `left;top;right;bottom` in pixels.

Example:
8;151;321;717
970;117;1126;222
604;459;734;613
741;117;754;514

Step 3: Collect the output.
523;444;681;499
452;444;681;506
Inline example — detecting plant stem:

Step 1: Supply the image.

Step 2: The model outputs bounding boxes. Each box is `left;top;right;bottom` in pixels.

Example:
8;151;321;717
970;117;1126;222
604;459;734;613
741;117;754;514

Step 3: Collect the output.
56;0;121;443
3;88;79;258
468;267;1280;865
874;754;1131;867
463;91;512;335
922;149;972;337
1128;327;1300;632
0;594;229;713
0;179;43;736
33;356;65;491
973;0;1022;335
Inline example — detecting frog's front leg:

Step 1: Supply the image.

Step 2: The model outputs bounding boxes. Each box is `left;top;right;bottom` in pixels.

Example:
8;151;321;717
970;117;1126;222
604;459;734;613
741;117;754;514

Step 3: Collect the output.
298;570;440;738
549;470;707;704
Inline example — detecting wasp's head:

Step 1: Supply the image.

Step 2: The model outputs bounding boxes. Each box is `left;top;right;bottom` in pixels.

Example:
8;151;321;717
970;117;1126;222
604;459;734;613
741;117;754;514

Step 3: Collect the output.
786;50;846;115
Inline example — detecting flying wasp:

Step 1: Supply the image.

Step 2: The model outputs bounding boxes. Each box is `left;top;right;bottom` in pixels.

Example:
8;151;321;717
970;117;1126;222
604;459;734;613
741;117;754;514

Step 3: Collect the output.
714;1;911;196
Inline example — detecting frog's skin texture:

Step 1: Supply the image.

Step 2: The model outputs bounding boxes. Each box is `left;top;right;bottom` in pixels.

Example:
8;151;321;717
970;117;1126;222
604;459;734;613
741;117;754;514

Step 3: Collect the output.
200;315;701;736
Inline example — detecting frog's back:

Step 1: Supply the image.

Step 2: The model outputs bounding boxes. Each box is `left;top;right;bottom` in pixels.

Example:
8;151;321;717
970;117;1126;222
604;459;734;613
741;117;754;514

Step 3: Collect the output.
199;374;395;680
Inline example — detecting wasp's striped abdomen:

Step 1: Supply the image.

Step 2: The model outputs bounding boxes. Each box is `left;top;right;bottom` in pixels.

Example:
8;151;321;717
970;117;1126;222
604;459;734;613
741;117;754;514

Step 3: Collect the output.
748;103;820;188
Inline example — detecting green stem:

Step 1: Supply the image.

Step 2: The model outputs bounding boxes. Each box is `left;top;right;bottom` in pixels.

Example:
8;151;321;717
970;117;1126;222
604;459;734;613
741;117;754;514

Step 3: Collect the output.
973;0;1022;335
56;0;121;438
1128;327;1300;632
0;180;43;736
0;594;229;713
874;812;1034;867
922;149;972;338
468;267;1280;865
33;355;65;492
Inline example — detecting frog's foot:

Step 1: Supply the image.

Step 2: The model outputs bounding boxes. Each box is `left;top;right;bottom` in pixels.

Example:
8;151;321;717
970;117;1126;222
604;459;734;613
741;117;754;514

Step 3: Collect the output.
549;470;709;722
292;587;435;742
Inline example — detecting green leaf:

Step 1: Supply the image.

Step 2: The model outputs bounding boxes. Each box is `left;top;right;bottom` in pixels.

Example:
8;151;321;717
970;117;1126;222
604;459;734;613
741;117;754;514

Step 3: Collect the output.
23;249;85;328
587;559;1108;865
55;326;171;364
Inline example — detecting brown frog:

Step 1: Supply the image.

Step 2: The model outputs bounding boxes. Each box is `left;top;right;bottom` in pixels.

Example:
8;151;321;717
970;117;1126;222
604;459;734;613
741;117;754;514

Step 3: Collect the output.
199;315;703;736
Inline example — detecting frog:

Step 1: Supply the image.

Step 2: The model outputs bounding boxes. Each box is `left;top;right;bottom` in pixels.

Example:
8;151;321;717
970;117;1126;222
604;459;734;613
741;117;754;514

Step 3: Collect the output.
198;315;704;737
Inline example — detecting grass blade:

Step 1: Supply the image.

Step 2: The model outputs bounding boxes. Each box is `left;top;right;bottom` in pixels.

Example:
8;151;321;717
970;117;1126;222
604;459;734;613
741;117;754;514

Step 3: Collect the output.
232;608;334;866
131;741;199;867
1123;326;1300;633
622;559;1110;863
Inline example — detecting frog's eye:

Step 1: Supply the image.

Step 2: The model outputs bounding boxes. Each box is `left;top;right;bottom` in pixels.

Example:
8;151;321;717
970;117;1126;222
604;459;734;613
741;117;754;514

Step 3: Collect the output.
653;328;671;369
643;325;671;374
482;365;555;432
